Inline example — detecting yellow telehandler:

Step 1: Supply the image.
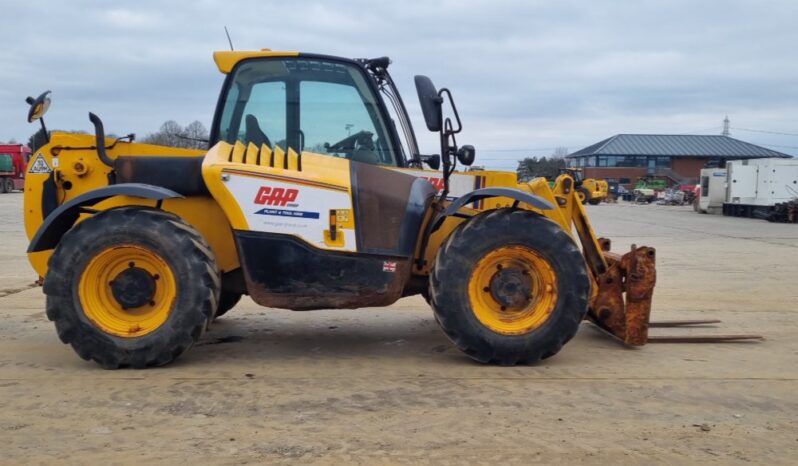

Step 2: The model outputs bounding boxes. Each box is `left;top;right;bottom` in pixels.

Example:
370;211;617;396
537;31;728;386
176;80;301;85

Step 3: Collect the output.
559;169;608;205
22;49;694;368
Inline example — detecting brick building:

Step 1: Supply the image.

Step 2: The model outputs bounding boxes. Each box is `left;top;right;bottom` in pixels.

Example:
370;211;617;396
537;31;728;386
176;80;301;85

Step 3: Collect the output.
565;134;790;189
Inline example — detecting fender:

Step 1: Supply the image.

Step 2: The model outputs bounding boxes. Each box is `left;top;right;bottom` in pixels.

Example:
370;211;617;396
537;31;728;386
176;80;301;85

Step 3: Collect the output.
27;183;183;253
442;187;554;217
415;187;555;270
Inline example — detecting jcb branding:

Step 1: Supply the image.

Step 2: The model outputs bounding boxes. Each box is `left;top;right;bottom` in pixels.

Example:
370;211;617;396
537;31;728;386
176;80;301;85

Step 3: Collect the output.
254;186;299;207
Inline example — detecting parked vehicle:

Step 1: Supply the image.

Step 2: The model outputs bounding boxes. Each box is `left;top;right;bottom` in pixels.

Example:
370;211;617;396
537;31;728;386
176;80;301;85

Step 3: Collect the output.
0;144;31;193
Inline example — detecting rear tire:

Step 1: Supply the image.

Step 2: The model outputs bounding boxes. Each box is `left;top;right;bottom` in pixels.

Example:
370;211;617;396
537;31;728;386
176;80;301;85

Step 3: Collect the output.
430;208;590;365
0;178;7;193
44;207;220;369
6;178;15;193
588;197;602;205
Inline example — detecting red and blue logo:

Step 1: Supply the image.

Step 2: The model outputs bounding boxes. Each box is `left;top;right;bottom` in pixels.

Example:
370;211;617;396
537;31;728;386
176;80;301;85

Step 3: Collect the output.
253;186;319;219
254;186;299;207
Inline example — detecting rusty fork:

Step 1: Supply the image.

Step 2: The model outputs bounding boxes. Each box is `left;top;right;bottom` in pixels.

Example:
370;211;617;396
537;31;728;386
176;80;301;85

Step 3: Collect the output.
586;241;763;345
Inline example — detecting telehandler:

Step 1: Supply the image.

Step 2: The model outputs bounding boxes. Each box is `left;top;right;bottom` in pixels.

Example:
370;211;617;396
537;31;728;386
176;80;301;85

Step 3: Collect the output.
23;49;665;368
558;168;608;205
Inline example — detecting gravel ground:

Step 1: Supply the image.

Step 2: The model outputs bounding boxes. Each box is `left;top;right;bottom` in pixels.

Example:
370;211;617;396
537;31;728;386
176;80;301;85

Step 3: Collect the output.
1;192;796;465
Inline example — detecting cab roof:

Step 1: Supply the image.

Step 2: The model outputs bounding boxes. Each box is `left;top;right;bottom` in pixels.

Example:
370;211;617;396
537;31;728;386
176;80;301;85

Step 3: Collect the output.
213;49;300;74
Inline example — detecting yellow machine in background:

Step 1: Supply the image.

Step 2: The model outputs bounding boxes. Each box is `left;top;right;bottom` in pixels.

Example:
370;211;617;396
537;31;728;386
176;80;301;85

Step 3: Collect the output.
22;50;660;368
560;168;608;205
580;177;609;205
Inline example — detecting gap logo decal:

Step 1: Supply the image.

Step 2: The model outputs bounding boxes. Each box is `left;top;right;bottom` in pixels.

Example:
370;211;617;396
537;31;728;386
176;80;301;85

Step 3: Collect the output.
254;186;299;207
253;185;319;219
226;173;356;251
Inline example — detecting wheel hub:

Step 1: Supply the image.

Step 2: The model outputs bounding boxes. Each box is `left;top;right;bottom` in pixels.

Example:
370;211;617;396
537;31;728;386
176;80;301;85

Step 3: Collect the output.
110;265;156;309
489;267;532;309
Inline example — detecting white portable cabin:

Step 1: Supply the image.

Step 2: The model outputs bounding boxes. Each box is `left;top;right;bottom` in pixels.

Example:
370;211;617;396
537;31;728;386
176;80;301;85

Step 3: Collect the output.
723;158;798;217
697;168;727;214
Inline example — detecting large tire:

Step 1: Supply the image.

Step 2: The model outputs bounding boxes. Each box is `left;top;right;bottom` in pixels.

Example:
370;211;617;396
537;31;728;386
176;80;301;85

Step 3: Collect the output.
214;291;242;318
430;208;590;365
577;187;590;205
44;207;220;369
6;178;15;193
588;197;602;205
0;178;7;193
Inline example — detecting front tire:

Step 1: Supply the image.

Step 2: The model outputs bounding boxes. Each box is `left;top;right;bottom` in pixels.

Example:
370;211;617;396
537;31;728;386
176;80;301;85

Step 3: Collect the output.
430;208;590;365
577;187;590;205
44;207;220;368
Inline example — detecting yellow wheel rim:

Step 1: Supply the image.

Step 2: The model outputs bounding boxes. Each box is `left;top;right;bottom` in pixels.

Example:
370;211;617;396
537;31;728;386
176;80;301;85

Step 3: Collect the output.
467;245;558;335
576;190;586;203
78;244;177;338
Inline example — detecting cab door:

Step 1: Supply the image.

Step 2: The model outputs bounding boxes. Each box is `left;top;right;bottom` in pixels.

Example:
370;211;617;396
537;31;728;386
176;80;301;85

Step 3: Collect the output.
204;55;435;310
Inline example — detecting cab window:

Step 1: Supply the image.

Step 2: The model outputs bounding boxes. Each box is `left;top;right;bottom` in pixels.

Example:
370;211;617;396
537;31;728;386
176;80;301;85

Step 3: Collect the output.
215;57;401;167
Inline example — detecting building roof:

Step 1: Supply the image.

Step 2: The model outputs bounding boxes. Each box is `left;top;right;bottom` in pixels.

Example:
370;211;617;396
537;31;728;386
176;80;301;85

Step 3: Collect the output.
566;134;790;159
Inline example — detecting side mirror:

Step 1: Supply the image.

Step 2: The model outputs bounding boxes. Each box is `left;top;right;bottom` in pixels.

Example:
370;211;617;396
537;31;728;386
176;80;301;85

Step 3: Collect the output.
422;154;441;170
414;75;442;132
457;145;475;166
26;91;52;122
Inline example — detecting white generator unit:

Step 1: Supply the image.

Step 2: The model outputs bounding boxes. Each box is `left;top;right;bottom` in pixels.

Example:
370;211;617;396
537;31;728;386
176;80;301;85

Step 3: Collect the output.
723;158;798;217
697;168;727;214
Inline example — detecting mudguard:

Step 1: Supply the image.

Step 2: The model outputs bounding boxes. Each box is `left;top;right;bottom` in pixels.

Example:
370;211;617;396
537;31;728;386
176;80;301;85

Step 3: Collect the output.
443;187;554;215
432;187;554;231
27;183;183;253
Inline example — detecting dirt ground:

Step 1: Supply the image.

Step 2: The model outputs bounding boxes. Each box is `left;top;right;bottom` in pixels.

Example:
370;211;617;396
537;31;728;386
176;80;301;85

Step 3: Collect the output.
0;191;796;465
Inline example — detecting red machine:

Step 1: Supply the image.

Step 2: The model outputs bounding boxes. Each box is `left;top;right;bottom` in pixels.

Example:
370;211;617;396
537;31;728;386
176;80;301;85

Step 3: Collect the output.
0;144;31;193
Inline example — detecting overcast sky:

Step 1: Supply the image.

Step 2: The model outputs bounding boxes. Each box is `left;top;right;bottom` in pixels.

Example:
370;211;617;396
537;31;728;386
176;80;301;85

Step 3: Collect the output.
2;0;796;169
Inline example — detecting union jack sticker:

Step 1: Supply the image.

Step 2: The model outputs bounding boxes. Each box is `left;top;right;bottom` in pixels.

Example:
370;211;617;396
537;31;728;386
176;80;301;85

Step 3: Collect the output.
382;261;397;273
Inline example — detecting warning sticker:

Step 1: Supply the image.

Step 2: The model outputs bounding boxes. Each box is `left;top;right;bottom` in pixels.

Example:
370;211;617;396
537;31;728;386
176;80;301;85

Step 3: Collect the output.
28;153;52;174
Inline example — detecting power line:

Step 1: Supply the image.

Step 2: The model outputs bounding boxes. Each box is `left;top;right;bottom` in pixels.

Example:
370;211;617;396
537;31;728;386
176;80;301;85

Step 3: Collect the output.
732;127;798;137
750;141;798;150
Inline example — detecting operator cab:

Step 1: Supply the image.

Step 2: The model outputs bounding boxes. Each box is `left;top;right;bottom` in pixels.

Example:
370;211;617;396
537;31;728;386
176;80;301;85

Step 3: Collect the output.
211;55;411;167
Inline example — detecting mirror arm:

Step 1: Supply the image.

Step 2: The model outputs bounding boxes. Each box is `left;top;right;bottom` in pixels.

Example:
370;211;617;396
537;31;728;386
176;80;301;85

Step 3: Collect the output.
439;88;462;134
38;119;50;145
438;117;460;200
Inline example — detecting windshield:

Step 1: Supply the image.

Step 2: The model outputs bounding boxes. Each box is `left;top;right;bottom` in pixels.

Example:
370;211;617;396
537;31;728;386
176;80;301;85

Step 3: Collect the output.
214;57;402;167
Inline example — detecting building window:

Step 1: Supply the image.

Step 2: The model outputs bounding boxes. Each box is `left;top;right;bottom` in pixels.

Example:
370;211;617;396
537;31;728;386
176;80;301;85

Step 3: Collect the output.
655;156;671;168
595;155;654;167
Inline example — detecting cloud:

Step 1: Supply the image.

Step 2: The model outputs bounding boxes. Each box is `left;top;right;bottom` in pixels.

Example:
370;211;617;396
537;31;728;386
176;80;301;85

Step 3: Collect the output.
1;0;796;163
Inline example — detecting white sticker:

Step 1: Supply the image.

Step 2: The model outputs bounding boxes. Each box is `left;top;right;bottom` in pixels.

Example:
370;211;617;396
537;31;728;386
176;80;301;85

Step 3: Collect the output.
29;153;52;174
225;173;357;252
52;157;59;168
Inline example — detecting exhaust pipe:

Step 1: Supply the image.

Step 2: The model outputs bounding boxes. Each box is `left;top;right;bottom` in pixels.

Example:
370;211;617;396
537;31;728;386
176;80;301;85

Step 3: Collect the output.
88;112;115;167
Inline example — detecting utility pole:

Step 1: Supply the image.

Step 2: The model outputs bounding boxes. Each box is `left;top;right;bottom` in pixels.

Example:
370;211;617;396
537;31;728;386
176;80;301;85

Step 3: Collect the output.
722;116;730;137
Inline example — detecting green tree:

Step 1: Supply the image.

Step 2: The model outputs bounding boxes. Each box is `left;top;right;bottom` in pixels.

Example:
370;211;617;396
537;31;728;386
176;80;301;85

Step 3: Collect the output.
517;155;566;181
